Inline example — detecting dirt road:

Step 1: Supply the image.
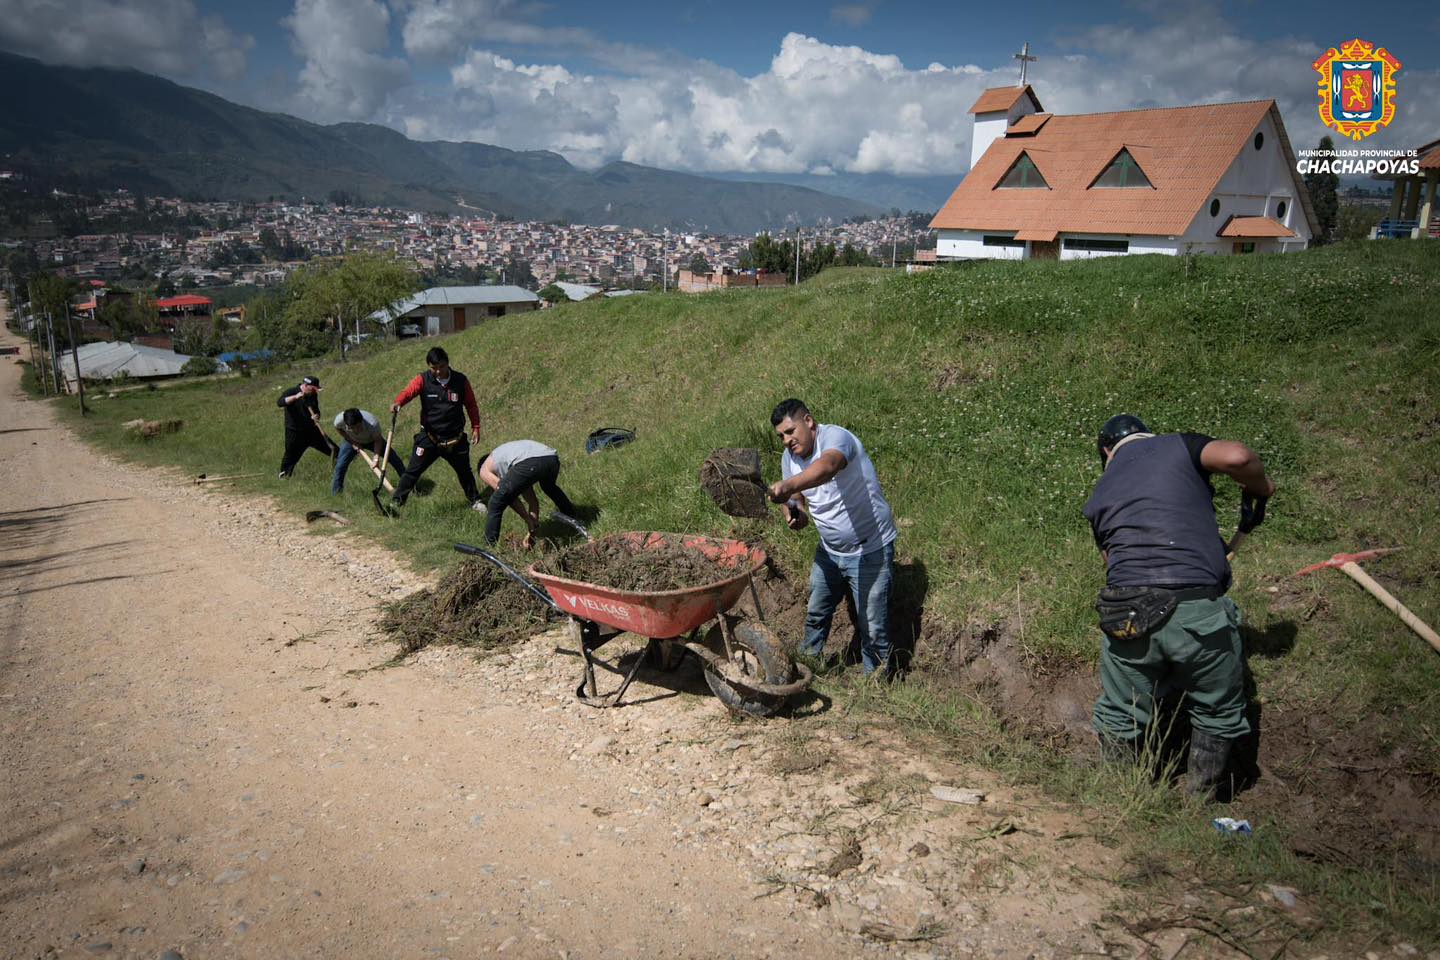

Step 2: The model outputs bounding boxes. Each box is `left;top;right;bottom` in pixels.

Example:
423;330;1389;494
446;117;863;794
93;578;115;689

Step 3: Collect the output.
0;326;1126;960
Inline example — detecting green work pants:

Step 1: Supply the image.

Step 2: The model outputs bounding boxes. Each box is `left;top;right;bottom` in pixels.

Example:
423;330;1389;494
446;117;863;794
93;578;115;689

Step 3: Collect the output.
1093;596;1250;743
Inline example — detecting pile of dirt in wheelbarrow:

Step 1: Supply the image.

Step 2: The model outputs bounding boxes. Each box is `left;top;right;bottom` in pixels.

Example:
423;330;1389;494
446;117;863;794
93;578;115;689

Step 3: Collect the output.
532;535;738;592
380;559;548;656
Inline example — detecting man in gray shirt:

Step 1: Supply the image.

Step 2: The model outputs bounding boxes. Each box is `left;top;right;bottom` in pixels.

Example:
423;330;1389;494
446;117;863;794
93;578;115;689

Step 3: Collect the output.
331;407;405;495
767;398;897;676
478;440;578;547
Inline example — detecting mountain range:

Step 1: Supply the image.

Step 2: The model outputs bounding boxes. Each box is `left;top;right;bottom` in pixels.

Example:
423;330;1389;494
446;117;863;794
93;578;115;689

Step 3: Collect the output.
0;51;887;234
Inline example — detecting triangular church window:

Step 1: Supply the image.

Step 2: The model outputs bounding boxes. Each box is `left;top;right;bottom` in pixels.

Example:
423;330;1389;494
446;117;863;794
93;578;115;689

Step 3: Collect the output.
996;152;1049;189
1091;149;1153;188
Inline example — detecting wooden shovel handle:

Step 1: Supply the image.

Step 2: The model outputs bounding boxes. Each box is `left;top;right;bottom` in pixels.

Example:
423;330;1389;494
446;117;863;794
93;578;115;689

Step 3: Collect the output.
1340;561;1440;655
357;448;396;493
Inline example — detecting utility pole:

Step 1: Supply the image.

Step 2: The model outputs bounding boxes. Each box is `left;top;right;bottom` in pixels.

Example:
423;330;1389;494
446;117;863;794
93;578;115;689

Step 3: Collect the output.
891;237;897;269
27;309;47;395
794;227;801;285
46;311;61;395
64;309;87;415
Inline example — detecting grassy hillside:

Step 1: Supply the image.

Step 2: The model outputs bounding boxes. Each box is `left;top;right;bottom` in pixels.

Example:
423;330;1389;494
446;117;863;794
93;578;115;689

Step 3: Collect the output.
39;241;1440;945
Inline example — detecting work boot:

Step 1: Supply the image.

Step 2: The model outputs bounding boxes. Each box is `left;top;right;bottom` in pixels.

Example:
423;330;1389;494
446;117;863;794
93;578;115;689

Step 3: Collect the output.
1185;731;1232;801
1098;734;1140;765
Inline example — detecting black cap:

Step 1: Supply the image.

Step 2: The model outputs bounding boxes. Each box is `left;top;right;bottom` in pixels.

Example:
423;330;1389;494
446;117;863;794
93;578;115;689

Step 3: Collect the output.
1097;414;1148;466
301;375;319;387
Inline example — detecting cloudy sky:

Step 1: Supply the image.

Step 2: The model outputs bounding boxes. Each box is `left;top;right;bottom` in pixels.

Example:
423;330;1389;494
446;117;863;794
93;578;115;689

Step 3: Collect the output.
1;0;1436;177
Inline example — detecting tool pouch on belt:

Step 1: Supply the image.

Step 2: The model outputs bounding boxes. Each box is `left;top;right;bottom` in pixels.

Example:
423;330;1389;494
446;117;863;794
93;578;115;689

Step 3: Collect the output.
425;430;464;452
1095;587;1178;641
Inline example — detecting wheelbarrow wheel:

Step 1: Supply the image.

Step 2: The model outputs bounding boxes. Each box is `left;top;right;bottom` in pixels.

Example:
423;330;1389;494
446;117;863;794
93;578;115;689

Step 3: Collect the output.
701;620;794;718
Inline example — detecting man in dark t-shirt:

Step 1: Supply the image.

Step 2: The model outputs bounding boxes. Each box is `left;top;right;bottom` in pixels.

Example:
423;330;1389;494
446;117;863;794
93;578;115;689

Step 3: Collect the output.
1082;414;1276;800
276;375;336;479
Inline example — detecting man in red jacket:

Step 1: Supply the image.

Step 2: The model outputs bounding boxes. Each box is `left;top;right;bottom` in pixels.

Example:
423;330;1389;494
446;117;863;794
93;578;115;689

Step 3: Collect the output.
389;347;483;508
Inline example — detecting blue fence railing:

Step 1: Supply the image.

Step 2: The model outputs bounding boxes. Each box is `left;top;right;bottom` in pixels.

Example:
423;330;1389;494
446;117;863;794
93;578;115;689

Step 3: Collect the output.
1375;219;1419;239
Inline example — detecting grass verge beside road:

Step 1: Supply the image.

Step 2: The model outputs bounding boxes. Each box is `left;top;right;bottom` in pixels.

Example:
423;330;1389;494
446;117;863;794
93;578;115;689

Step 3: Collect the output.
28;241;1440;950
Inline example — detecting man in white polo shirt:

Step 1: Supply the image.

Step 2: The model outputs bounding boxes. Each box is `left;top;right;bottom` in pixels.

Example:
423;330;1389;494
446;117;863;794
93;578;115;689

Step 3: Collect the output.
767;398;897;676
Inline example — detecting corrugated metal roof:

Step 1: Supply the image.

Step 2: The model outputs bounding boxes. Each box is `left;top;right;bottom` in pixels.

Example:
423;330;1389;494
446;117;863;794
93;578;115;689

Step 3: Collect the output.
61;341;191;385
554;282;602;301
1217;215;1295;238
370;285;540;322
931;100;1315;238
968;85;1043;115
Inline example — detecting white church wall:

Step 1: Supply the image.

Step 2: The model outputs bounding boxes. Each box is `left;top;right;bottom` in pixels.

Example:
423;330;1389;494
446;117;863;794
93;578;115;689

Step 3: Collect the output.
970;115;1010;171
936;230;1027;261
1182;112;1313;249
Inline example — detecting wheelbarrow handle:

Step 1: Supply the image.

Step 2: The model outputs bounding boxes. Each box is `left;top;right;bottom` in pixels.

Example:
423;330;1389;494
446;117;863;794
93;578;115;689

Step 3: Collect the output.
551;511;592;541
453;542;560;612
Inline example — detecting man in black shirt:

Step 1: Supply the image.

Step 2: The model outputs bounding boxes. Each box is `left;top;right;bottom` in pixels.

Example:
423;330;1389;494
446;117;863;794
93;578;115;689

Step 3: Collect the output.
1082;414;1275;800
276;375;336;479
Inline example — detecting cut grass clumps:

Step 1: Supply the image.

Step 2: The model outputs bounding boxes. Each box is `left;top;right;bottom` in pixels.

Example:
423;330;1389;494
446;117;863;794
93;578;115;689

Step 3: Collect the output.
531;533;740;592
379;559;548;656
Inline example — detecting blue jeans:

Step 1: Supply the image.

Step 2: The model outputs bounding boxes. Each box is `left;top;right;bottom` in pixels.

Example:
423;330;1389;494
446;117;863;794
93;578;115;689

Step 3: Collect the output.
332;440;406;494
804;541;894;674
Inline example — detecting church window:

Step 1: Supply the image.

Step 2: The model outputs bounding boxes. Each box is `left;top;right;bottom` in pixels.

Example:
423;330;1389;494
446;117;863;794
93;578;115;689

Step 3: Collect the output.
1276;200;1288;219
997;153;1049;189
1254;132;1264;150
1210;199;1221;217
1091;149;1153;189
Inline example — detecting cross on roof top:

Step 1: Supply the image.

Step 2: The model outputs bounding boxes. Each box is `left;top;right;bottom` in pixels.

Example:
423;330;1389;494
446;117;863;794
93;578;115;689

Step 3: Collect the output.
1014;41;1037;85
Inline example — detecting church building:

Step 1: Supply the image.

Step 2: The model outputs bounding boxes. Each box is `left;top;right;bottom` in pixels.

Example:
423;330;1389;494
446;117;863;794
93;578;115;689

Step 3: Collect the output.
930;85;1317;260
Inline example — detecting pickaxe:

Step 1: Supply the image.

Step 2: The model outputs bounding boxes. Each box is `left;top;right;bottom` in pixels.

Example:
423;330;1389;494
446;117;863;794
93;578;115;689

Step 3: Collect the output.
1294;548;1440;655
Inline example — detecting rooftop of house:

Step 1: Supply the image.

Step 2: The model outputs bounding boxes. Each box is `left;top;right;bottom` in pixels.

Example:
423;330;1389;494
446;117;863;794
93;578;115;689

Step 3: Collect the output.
932;98;1317;239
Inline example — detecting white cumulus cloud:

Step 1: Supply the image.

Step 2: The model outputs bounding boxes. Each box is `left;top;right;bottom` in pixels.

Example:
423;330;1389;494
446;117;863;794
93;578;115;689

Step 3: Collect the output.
284;0;409;120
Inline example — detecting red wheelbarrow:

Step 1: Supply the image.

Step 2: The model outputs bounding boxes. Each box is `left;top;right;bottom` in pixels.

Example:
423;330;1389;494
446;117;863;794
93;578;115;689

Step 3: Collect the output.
454;532;814;717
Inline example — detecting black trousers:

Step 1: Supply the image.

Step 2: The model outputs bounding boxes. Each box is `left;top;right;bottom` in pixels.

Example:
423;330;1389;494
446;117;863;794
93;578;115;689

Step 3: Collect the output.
280;428;334;476
484;454;575;543
392;431;480;504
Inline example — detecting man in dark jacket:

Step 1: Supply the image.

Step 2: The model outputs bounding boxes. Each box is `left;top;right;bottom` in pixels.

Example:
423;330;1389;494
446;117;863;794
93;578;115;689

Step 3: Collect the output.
276;375;336;479
389;347;482;507
1083;414;1275;800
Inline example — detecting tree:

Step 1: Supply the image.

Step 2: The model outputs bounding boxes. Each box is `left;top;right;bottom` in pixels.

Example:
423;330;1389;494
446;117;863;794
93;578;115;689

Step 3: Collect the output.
746;234;792;277
180;356;218;377
1336;202;1383;242
28;274;76;345
503;257;537;290
155;274;177;298
1304;135;1340;244
97;296;149;341
280;253;419;360
688;253;711;275
838;243;874;267
537;283;567;305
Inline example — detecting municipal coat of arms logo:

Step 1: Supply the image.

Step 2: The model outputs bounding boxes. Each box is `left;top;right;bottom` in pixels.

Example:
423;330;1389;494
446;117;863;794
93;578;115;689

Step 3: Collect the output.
1313;39;1401;141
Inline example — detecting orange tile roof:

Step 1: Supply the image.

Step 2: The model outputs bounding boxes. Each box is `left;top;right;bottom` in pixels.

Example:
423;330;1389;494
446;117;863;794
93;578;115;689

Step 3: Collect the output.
932;100;1318;239
1014;228;1058;242
1217;215;1295;238
968;85;1043;115
1419;139;1440;170
1006;113;1052;135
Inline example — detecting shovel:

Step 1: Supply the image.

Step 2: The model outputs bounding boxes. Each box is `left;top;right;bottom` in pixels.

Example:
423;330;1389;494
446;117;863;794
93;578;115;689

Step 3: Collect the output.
1294;547;1439;656
372;409;399;518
